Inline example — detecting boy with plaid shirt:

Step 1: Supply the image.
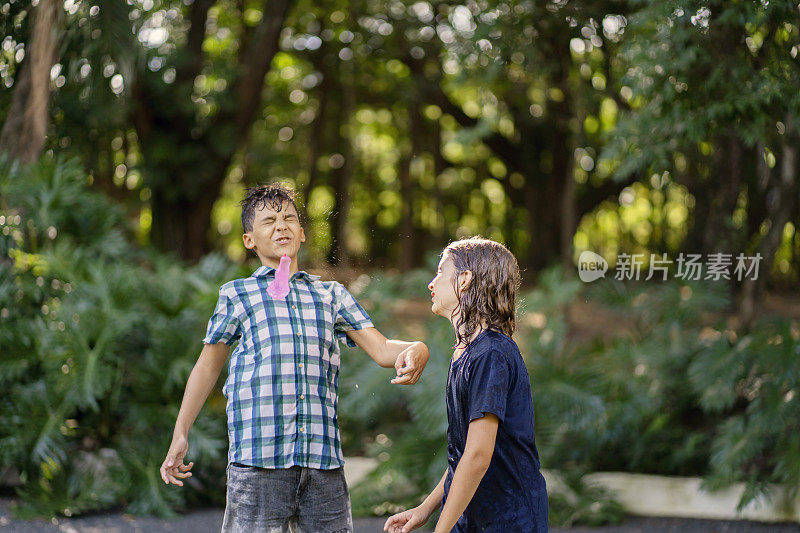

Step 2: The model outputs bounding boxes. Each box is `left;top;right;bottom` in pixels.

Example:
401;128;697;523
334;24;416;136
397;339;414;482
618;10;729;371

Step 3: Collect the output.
160;184;430;532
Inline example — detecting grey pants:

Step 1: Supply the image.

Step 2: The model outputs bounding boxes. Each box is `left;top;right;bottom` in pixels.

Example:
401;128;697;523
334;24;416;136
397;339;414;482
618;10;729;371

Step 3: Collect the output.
221;462;353;533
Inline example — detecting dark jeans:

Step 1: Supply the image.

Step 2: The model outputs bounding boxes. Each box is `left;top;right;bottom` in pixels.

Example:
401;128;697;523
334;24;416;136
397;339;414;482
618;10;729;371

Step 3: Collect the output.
222;462;353;533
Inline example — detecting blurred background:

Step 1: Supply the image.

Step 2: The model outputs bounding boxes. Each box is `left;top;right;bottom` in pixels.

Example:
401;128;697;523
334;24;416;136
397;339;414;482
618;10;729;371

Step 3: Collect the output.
1;0;799;528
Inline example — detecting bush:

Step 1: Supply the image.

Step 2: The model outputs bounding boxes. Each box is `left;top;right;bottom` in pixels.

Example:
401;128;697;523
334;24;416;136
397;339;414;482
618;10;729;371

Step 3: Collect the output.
555;276;800;509
0;156;245;517
342;265;800;523
3;156;797;522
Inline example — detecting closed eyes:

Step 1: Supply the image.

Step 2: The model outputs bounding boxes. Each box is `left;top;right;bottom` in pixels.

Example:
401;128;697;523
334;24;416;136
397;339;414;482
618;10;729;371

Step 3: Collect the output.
261;215;296;224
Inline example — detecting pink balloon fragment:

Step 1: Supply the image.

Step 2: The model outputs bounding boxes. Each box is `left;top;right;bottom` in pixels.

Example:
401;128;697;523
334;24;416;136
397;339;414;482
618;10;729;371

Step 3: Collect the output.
267;254;291;299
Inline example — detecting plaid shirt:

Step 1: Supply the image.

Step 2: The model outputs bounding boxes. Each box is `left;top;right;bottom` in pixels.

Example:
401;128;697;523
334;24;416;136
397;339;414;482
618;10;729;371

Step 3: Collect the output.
203;265;373;470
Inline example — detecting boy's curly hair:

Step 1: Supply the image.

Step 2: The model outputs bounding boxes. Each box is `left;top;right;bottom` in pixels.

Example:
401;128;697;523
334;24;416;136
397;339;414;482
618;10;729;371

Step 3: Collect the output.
444;236;521;349
240;183;302;233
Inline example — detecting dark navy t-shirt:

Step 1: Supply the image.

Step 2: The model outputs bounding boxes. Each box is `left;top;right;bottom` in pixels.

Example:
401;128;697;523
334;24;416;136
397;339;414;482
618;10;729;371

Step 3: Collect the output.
442;329;548;532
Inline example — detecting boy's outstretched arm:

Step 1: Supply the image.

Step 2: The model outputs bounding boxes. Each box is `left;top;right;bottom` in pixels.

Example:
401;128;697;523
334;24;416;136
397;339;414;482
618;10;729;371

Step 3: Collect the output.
159;342;230;486
432;414;499;533
345;327;430;384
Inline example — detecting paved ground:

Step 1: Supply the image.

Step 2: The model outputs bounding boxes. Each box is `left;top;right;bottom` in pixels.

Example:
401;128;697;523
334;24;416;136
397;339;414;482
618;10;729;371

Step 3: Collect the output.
2;498;798;533
0;498;401;533
550;517;800;533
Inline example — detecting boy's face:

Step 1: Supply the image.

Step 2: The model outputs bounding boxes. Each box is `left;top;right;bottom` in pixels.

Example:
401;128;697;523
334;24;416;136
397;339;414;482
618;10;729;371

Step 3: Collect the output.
428;253;460;319
243;201;306;266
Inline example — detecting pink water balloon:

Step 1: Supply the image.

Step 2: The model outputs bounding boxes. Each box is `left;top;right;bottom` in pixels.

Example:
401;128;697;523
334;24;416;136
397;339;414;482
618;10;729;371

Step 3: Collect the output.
267;254;291;299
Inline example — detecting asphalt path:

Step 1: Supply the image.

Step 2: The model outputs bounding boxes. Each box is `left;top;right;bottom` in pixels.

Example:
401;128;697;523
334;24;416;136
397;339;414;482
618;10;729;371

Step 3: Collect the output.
2;497;799;533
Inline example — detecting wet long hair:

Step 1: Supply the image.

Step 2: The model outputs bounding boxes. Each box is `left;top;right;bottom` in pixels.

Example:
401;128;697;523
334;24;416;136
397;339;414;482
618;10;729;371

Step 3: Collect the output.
445;236;521;349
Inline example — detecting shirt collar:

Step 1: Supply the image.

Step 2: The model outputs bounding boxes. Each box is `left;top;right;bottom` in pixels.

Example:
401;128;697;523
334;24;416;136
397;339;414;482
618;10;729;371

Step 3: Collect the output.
253;265;321;282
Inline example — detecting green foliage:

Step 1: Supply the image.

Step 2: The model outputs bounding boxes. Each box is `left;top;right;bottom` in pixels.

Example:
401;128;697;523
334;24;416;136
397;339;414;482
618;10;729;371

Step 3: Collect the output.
534;276;731;477
690;318;800;508
546;470;625;527
0;156;243;517
532;270;800;510
606;0;800;176
2;157;799;523
344;265;800;524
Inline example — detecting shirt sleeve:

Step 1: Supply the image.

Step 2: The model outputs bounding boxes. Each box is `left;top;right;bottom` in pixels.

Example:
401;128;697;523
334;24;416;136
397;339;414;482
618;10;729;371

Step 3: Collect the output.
333;282;374;347
203;287;242;346
467;350;510;423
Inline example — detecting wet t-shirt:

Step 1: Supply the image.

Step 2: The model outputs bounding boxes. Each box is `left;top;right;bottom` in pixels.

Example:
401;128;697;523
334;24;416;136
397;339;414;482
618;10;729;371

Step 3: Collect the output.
442;329;549;532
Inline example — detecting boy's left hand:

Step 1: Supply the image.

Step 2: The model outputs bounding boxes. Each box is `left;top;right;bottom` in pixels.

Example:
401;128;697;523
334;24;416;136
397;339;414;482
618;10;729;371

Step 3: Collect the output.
391;342;429;385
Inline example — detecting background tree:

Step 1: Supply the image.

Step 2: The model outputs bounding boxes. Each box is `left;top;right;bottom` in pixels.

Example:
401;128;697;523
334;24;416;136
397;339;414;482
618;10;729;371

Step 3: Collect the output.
2;0;800;524
605;0;800;323
2;0;798;308
0;0;63;163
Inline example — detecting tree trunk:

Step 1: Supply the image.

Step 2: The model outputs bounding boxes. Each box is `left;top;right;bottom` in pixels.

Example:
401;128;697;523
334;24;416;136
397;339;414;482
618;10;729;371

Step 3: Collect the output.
399;101;426;270
0;0;63;163
431;118;448;247
523;114;569;271
743;142;770;248
137;0;293;260
149;162;227;260
703;135;743;254
398;150;414;270
679;152;710;255
738;117;798;327
553;108;574;271
326;66;354;266
301;65;328;223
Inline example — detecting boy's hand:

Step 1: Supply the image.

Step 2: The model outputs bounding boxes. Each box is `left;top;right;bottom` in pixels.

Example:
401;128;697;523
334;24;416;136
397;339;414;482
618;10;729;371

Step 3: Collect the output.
383;505;431;532
160;434;194;486
391;341;429;385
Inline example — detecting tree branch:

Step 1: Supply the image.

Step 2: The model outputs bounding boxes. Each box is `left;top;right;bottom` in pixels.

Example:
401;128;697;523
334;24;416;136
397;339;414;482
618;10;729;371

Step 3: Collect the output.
400;54;523;173
575;173;639;219
231;0;293;138
602;40;630;112
175;0;214;86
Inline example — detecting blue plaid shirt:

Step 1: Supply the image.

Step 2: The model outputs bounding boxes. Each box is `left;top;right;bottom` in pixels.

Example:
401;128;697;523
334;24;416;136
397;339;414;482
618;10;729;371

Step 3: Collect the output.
203;265;373;470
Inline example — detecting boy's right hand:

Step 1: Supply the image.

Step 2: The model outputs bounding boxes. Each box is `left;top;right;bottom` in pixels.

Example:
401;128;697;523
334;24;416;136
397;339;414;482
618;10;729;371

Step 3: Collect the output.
383;505;431;533
160;434;194;486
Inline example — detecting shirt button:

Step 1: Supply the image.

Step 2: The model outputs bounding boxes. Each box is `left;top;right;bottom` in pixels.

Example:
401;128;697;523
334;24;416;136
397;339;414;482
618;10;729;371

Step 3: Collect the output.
299;363;303;369
300;394;305;400
300;426;305;433
296;332;301;337
292;305;297;309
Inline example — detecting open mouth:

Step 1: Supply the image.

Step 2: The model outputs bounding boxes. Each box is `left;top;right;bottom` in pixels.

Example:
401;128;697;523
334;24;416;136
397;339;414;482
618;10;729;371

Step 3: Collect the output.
275;236;292;245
